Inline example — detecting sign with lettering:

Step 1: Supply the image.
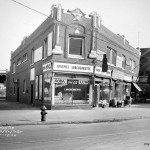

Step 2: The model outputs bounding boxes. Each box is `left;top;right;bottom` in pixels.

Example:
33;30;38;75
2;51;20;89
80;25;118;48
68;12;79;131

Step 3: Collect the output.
112;69;124;80
53;62;93;73
95;66;111;77
43;62;52;72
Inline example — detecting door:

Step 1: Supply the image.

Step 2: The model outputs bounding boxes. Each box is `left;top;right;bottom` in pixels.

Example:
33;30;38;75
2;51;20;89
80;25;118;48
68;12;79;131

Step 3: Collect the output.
17;87;19;102
31;84;34;104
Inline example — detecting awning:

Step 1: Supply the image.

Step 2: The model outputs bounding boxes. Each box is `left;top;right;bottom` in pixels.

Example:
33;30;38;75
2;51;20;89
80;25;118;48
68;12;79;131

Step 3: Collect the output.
133;83;142;91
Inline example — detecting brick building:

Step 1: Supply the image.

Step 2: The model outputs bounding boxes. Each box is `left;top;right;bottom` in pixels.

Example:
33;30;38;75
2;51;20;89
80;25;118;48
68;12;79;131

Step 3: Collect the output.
6;4;141;109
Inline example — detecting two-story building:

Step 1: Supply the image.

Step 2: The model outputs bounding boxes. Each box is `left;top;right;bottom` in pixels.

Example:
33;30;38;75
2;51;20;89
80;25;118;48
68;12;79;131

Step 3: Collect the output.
6;4;141;109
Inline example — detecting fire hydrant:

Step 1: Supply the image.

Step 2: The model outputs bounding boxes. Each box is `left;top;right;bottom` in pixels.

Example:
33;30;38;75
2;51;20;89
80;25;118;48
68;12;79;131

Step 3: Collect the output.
41;105;47;122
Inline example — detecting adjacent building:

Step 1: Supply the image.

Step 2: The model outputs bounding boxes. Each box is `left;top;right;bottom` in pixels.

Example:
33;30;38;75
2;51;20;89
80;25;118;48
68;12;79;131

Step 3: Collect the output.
6;4;141;109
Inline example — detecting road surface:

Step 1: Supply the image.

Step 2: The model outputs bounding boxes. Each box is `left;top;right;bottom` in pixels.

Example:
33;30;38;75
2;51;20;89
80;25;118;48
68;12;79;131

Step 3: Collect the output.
0;118;150;150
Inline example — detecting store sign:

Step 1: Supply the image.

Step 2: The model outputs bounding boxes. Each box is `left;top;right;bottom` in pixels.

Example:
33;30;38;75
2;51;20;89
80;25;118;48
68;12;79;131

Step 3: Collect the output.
112;69;124;80
95;66;111;77
53;62;93;73
43;62;52;72
97;50;106;61
138;76;148;83
124;74;132;82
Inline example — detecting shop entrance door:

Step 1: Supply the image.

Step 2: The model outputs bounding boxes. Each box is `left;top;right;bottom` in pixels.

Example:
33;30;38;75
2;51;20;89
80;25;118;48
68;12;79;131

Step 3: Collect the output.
31;84;34;104
94;84;100;107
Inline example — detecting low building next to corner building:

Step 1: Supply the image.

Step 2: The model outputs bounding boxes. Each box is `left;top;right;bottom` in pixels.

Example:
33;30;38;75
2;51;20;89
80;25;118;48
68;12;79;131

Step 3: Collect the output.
6;4;141;109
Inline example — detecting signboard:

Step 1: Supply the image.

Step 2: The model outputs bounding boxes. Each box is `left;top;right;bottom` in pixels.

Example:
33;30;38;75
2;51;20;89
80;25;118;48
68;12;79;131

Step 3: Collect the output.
53;62;93;73
112;69;124;80
43;62;52;72
97;50;106;61
95;66;111;77
138;76;148;83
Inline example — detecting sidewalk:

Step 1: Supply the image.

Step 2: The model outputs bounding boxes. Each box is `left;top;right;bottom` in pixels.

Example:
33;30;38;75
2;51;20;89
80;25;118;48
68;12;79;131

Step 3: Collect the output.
0;100;150;126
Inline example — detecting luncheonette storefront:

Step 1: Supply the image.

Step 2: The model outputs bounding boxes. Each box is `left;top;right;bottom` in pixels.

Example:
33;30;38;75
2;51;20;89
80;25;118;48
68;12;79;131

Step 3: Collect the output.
42;62;135;108
43;62;93;107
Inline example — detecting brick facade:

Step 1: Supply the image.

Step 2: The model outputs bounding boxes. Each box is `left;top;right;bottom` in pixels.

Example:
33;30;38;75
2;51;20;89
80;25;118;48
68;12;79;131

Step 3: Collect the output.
6;4;141;109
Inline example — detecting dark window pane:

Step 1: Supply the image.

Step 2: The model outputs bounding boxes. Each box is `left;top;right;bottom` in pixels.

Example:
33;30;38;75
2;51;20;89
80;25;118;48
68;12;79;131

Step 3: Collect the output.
69;38;82;55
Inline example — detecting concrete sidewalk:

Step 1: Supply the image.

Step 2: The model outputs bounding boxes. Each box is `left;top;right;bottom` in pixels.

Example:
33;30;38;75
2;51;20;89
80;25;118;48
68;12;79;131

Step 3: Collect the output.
0;102;150;126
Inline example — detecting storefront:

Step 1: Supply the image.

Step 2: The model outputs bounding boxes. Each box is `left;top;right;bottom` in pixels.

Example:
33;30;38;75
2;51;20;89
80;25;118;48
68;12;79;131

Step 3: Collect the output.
43;62;93;107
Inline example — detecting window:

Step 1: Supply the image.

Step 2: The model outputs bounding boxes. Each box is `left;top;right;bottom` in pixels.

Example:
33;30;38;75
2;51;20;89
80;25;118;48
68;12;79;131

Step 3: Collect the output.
17;58;22;66
23;80;26;93
35;75;43;100
122;55;126;69
54;78;89;104
34;47;42;63
43;38;48;59
22;53;27;62
12;62;16;73
107;47;117;66
130;59;136;72
31;49;34;64
68;36;84;58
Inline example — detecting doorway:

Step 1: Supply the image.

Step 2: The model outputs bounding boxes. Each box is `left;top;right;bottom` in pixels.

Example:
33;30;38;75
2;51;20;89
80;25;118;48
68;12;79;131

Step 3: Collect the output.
17;87;19;102
31;84;34;104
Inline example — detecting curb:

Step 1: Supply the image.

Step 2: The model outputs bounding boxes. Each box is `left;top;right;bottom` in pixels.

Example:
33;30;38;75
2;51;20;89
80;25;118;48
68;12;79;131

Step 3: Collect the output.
1;116;150;126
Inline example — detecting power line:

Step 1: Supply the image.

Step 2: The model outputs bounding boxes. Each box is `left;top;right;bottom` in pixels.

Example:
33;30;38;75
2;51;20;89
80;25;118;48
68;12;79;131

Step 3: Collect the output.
11;0;49;17
11;0;140;57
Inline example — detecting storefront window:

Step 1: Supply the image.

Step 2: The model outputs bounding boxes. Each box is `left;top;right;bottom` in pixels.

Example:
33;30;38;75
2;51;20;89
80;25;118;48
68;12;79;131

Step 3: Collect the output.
115;83;123;100
43;73;52;101
54;78;89;104
99;81;110;103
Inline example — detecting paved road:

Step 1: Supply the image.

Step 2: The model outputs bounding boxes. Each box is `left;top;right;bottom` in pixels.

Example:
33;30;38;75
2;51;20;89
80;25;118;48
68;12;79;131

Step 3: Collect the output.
0;118;150;150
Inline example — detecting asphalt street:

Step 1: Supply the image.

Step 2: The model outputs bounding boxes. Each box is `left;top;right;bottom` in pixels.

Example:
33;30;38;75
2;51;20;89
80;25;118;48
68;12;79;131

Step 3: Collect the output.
0;118;150;150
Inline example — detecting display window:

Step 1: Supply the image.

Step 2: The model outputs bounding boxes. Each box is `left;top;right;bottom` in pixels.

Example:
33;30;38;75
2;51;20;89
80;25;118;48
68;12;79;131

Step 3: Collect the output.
99;80;110;103
54;78;89;104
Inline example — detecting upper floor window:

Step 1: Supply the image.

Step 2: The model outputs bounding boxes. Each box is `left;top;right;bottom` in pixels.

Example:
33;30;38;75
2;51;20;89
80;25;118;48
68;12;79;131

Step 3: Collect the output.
12;62;16;73
107;47;117;66
130;59;136;72
31;48;34;64
43;38;48;59
122;55;126;69
68;35;84;58
31;47;42;64
22;53;27;62
17;58;21;66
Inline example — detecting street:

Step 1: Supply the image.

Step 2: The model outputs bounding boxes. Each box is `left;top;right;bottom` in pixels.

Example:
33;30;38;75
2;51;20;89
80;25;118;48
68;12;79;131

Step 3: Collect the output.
0;118;150;150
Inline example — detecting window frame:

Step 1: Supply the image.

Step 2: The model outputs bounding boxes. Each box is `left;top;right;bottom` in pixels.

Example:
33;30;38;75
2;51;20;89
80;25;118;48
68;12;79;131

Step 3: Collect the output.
122;55;126;69
12;62;16;74
22;53;27;63
17;58;22;66
107;47;117;66
68;35;84;59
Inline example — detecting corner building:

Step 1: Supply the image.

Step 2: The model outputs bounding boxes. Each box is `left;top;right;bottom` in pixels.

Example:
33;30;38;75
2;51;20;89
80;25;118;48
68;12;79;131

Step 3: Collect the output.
6;4;141;109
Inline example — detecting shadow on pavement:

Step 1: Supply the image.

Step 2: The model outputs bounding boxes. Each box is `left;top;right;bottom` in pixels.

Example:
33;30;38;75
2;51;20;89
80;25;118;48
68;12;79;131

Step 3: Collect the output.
131;103;150;109
0;99;39;110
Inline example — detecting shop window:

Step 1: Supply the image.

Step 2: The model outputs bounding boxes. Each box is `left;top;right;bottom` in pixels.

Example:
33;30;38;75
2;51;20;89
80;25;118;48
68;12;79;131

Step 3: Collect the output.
43;73;52;101
54;78;89;104
68;36;84;58
35;75;43;100
107;47;117;66
99;81;110;103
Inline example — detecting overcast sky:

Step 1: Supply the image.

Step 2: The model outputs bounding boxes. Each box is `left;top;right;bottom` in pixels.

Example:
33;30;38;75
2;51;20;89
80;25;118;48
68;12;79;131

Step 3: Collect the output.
0;0;150;70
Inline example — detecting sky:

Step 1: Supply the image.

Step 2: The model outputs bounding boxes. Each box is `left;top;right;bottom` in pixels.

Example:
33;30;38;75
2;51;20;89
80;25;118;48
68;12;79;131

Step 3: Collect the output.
0;0;150;70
